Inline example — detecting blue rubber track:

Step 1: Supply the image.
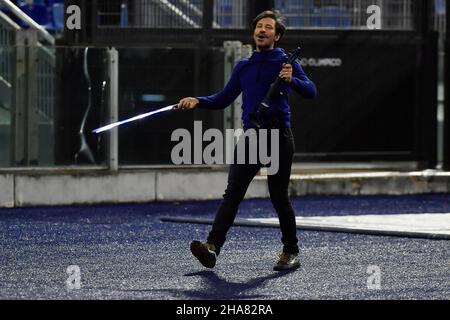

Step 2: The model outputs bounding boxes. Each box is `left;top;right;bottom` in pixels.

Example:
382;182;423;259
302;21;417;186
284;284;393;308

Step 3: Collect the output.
0;194;449;300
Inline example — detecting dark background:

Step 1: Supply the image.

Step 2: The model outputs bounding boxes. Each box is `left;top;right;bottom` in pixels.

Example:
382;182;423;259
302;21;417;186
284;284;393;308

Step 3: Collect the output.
55;0;440;168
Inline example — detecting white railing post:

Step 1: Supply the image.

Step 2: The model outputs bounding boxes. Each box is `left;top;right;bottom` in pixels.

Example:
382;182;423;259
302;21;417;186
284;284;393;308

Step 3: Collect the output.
0;0;55;45
107;47;119;172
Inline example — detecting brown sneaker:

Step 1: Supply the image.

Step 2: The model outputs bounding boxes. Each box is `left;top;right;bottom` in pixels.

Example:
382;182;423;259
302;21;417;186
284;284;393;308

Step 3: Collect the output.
190;240;217;268
273;252;300;271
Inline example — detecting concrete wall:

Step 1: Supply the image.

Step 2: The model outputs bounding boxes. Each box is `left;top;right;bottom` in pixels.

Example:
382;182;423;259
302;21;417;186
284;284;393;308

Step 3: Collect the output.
1;169;450;208
290;172;450;196
0;174;14;207
13;172;156;207
0;168;268;207
155;171;268;201
155;170;228;201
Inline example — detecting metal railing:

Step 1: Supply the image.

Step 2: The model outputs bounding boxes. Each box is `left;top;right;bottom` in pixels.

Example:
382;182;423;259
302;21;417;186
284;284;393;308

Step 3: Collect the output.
98;0;204;28
0;11;18;110
275;0;414;30
0;0;55;45
97;0;249;29
0;6;56;165
37;45;55;123
95;0;437;31
94;0;447;31
97;0;248;29
213;0;248;29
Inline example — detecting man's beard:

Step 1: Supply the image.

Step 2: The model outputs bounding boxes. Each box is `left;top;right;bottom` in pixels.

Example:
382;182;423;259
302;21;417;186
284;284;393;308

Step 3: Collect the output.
257;44;269;50
256;41;274;51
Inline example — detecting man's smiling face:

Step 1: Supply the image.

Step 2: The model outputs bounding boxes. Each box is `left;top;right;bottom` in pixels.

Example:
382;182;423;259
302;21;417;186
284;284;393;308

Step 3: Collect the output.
253;17;281;51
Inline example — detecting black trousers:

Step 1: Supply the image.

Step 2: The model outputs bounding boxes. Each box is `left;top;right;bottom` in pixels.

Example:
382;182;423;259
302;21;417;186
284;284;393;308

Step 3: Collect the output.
207;127;299;254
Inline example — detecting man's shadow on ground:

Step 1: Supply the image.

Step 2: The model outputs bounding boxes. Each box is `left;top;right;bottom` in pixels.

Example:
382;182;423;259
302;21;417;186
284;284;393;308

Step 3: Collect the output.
121;267;296;299
170;270;293;299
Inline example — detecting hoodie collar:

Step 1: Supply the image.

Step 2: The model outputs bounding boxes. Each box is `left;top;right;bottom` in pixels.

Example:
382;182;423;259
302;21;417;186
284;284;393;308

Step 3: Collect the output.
251;47;287;62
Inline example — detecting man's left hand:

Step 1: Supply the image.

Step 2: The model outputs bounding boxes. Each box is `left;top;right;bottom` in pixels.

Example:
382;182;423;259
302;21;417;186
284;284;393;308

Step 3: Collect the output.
279;63;293;84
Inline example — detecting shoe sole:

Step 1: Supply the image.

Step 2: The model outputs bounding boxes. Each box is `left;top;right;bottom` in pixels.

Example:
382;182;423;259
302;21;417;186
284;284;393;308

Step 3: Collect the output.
273;262;300;272
190;240;216;268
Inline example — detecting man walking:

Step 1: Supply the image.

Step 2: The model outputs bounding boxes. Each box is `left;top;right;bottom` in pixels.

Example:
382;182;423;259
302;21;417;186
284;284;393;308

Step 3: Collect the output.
177;10;317;271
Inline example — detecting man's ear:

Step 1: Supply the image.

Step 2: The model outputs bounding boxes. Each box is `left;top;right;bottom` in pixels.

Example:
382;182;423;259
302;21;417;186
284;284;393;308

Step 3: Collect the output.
275;34;281;42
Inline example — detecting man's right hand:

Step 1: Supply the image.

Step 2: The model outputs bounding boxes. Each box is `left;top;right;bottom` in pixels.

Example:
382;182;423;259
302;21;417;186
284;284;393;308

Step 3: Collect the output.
176;97;199;110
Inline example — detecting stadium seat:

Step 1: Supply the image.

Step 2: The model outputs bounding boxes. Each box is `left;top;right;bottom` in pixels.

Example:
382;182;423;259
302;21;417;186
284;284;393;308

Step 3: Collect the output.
435;0;445;15
285;4;306;27
120;2;128;27
51;2;64;31
0;5;10;14
218;0;233;27
276;0;306;27
45;0;64;6
18;3;53;29
18;0;47;7
0;0;17;15
315;6;351;28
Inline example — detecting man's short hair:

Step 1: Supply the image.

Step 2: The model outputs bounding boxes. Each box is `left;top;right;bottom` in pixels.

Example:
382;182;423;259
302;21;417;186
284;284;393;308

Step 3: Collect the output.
252;10;286;45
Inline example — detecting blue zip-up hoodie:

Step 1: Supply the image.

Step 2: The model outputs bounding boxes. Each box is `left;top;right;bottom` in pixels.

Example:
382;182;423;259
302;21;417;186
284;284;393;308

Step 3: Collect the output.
197;47;317;129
